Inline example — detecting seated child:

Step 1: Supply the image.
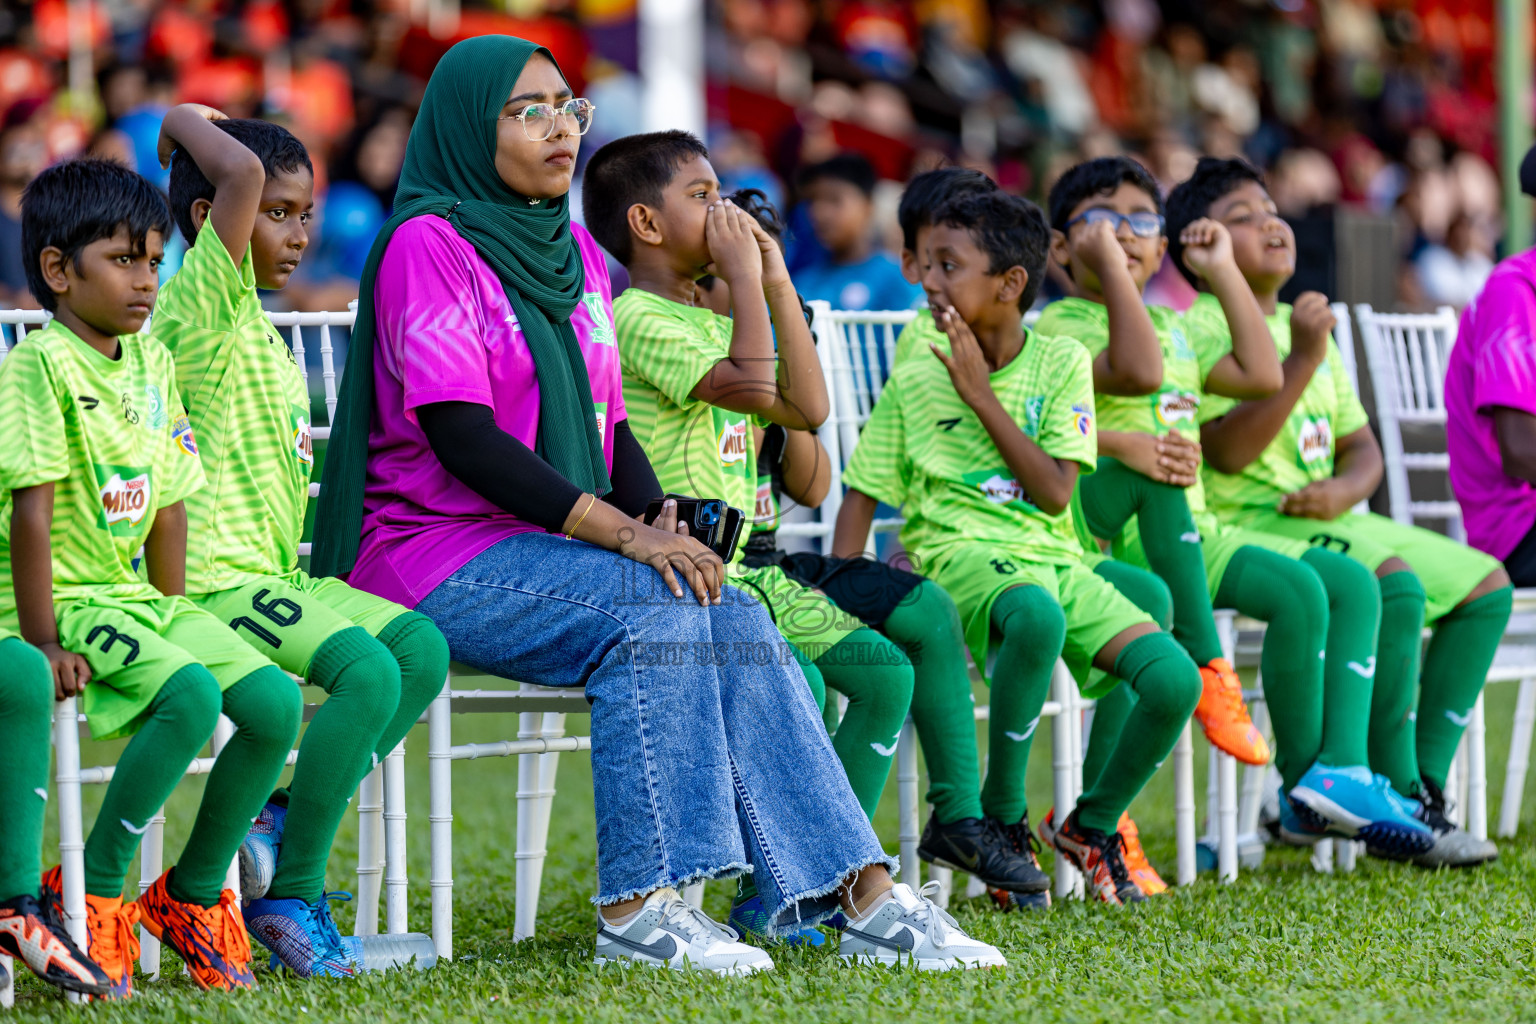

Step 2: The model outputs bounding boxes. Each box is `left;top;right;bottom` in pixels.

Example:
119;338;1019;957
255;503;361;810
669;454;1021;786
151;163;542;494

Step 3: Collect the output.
834;188;1204;906
585;131;1002;963
702;188;1048;913
1;159;299;996
155;105;449;976
1167;156;1511;866
0;637;112;997
1038;156;1432;855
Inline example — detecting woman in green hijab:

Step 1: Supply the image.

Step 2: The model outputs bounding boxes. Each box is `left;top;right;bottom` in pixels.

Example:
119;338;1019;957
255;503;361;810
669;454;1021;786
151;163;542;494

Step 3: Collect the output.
313;36;906;974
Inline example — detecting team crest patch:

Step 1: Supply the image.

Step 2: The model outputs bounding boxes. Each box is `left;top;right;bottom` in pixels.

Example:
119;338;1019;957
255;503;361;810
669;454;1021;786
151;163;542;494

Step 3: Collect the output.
1022;395;1045;438
145;385;167;430
584;293;616;346
1072;404;1093;436
93;464;153;534
172;415;198;456
292;409;314;465
1170;327;1197;361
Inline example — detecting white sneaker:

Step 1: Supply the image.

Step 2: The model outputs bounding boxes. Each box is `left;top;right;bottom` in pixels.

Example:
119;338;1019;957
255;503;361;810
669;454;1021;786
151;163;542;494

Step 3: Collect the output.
839;882;1006;971
594;888;774;976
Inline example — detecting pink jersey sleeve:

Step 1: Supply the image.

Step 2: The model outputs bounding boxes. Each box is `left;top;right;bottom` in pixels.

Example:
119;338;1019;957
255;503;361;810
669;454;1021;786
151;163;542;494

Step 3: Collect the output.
1469;271;1536;417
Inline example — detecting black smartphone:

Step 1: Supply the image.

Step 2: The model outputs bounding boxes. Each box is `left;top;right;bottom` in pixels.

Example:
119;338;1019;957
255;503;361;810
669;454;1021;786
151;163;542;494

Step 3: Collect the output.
643;493;743;563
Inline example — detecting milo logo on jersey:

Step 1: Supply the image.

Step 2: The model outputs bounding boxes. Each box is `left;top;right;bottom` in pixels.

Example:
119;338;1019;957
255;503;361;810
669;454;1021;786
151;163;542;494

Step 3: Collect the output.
1295;415;1334;468
584;293;616;347
963;468;1033;510
291;407;314;466
715;411;750;468
93;464;153;534
753;475;779;529
1154;388;1199;430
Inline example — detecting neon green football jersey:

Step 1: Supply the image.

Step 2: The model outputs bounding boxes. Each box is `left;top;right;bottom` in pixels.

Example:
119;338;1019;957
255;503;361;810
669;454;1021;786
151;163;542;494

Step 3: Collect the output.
1186;293;1370;517
1035;296;1225;516
843;328;1098;567
154;231;313;593
892;308;949;367
0;322;204;622
615;288;760;563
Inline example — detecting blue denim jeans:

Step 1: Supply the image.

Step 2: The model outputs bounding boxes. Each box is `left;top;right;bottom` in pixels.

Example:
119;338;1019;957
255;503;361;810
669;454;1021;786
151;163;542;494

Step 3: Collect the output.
417;532;894;931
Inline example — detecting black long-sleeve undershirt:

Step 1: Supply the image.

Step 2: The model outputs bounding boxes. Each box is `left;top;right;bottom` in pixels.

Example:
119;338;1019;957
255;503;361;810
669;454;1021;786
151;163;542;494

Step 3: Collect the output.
416;401;661;532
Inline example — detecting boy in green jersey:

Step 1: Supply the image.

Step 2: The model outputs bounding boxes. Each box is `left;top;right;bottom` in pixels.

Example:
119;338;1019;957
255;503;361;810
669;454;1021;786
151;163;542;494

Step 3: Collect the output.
0;634;113;998
1039;156;1432;856
4;159;300;995
836;188;1205;906
586;132;916;834
156;106;449;975
693;187;1049;914
1167;157;1511;866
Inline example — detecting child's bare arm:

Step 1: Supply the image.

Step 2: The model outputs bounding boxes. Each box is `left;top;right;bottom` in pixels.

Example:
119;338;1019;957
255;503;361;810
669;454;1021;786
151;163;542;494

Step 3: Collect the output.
778;428;832;508
11;485;91;697
1077;219;1162;395
832;488;879;558
1184;219;1283;398
144;501;189;597
158;103;266;264
933;307;1079;514
689;203;828;430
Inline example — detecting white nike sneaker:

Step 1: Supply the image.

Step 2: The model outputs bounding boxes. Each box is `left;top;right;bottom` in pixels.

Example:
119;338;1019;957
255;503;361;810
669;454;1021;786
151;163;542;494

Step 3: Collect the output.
594;888;774;976
839;882;1007;971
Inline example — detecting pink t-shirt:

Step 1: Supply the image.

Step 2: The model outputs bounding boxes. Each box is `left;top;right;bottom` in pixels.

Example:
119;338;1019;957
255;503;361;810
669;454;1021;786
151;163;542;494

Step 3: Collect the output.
348;215;624;607
1447;248;1536;561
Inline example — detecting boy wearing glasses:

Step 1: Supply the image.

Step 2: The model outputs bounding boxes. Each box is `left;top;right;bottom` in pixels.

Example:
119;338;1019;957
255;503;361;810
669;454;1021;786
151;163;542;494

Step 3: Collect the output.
1038;157;1433;854
153;105;450;978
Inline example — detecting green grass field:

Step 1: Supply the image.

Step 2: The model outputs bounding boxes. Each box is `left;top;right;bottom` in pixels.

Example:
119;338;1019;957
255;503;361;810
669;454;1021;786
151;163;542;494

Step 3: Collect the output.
9;678;1536;1023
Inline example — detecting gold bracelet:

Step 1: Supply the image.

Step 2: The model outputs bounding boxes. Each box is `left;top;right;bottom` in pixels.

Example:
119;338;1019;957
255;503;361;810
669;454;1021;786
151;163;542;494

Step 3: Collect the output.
566;493;597;540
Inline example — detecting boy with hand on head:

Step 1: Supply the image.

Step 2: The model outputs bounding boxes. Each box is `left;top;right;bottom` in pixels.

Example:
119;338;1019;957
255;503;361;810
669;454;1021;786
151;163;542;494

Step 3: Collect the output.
795;153;921;314
0;636;113;999
1040;156;1432;856
834;189;1205;906
586;131;1003;967
3;159;299;996
154;106;450;976
1168;157;1510;866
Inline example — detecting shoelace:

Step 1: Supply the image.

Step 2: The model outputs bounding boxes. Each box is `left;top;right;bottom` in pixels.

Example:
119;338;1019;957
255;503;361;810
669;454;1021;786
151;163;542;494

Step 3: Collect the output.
310;893;354;955
998;819;1044;865
906;882;960;949
658;895;740;947
88;901;141;970
1208;666;1249;717
1099;832;1133;887
1404;777;1452;832
207;890;253;968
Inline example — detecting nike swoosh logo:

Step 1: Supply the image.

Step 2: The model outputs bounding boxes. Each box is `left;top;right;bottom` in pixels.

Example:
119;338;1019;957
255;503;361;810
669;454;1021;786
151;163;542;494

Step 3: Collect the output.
1347;657;1376;679
34;788;47;801
1180;531;1201;543
1005;719;1040;743
120;818;151;835
846;925;915;952
871;741;899;757
1444;709;1472;727
600;928;677;961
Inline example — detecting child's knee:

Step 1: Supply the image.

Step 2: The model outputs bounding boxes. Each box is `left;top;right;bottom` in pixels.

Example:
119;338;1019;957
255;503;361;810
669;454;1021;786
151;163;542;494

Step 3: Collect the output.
1122;633;1201;722
993;585;1067;654
5;640;55;717
313;626;404;726
233;665;303;748
1378;566;1427;612
378;612;450;697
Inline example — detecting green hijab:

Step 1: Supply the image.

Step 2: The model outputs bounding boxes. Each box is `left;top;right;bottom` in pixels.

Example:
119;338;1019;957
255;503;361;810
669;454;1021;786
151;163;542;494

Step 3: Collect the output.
312;35;610;578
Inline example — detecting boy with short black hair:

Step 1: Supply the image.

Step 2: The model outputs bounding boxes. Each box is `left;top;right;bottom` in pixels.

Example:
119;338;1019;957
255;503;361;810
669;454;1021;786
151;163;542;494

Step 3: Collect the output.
1168;156;1511;865
1040;155;1433;855
156;105;450;975
794;152;920;313
4;157;300;996
835;188;1206;905
585;131;1003;964
890;167;999;368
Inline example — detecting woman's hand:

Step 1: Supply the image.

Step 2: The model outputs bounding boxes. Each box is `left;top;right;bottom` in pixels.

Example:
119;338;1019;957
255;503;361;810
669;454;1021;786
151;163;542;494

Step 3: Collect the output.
41;642;92;700
1112;430;1202;487
620;499;724;606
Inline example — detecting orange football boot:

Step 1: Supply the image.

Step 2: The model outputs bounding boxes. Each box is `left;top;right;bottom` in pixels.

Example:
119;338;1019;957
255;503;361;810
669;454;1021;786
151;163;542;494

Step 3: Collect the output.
1195;658;1271;765
136;872;255;992
1116;813;1168;895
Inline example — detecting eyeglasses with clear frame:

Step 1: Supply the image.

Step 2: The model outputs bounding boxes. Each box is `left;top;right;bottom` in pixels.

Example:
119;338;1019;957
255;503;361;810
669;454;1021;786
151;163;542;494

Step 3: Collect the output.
498;98;596;142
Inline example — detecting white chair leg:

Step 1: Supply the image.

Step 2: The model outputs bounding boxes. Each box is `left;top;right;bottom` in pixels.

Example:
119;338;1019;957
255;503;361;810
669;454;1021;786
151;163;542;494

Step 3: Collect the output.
1310;836;1334;873
1447;735;1467;828
1217;753;1238;883
1050;661;1079;900
1238;701;1271;837
963;874;987;900
1204;746;1220;844
384;741;409;933
512;699;560;942
680;883;705;909
355;760;385;936
53;697;87;1004
1;952;12;1007
929;867;954;908
1468;693;1488;841
896;720;920;886
1335;839;1358;872
138;809;165;977
427;679;453;961
210;716;242;901
1499;677;1536;837
1173;721;1196;885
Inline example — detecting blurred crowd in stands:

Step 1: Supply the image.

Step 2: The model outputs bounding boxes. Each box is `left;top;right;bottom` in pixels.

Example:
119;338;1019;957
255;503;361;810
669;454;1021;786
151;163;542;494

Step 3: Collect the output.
0;0;1520;312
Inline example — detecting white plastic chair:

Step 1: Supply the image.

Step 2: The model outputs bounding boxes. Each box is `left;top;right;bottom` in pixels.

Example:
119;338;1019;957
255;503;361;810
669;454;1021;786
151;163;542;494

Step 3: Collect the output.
1354;303;1536;839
